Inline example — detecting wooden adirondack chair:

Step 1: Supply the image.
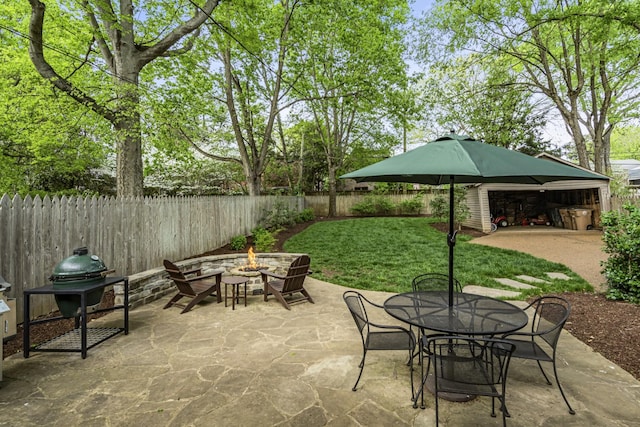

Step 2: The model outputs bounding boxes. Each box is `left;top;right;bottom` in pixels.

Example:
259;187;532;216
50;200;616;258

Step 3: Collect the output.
260;255;314;310
163;260;224;314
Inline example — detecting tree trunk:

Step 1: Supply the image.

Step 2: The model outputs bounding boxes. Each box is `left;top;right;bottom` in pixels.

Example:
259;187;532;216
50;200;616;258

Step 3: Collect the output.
327;166;337;217
114;91;143;197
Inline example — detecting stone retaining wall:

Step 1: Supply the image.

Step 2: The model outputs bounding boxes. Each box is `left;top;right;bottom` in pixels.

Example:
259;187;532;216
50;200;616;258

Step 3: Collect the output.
113;253;305;309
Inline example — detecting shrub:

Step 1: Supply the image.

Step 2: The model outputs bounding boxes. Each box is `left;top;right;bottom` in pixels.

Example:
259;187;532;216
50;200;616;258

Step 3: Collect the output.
252;227;276;252
350;195;396;216
601;203;640;303
296;208;315;223
398;194;424;215
429;185;470;229
260;200;297;230
230;235;247;251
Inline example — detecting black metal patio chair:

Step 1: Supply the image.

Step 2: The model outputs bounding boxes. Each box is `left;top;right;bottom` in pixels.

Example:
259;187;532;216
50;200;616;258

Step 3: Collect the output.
500;295;576;415
424;335;516;426
412;272;462;293
343;291;416;399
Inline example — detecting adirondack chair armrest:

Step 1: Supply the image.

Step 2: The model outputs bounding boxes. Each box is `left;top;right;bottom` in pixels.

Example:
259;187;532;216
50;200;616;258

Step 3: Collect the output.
185;268;224;282
260;270;287;281
182;267;203;276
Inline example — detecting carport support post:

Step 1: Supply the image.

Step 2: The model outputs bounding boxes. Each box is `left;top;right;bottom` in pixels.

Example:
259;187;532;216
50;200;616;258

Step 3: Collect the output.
447;175;456;307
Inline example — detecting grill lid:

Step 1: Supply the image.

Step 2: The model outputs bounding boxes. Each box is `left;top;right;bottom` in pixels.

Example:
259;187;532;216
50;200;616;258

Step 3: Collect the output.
50;247;108;282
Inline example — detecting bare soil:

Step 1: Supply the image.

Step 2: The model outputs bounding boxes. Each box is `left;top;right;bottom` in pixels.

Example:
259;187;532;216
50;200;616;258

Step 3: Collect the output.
5;217;639;382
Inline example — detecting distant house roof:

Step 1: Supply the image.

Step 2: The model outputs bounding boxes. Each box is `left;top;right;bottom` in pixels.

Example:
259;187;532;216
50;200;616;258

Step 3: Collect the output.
611;159;640;183
534;153;610;180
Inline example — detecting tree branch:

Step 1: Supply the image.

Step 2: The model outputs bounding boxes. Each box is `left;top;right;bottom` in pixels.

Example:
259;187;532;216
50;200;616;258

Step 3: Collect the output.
28;0;116;122
137;0;220;68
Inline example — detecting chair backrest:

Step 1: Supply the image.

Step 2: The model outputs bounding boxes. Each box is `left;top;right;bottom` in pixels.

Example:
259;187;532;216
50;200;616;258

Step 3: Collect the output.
343;291;369;336
281;255;311;292
426;335;515;389
412;273;462;293
163;259;196;295
529;296;571;348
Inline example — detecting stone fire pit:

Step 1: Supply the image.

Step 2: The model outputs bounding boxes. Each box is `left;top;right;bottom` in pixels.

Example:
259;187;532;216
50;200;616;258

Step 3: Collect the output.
120;252;305;309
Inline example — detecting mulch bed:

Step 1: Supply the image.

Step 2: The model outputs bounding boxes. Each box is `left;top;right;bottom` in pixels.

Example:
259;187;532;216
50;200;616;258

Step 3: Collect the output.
4;216;639;382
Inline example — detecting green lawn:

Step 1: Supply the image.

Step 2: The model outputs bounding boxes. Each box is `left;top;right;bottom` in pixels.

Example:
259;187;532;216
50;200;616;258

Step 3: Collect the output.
284;217;593;298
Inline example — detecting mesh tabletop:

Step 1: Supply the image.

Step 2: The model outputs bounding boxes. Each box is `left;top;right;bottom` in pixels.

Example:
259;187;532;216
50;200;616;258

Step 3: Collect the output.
384;291;528;335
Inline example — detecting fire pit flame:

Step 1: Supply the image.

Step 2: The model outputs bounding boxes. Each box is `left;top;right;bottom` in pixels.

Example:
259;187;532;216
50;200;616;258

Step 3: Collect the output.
239;247;266;272
247;247;257;269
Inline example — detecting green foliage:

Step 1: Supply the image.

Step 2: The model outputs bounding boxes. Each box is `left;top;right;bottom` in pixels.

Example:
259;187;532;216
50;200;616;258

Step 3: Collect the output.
398;194;424;215
350;195;395;216
230;235;248;251
260;200;298;230
296;208;315;223
429;186;470;228
283;217;591;294
252;227;276;252
601;204;640;303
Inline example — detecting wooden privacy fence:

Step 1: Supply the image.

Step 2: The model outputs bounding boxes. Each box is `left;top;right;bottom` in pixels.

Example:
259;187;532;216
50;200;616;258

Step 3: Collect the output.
610;194;640;211
304;192;437;216
0;194;303;322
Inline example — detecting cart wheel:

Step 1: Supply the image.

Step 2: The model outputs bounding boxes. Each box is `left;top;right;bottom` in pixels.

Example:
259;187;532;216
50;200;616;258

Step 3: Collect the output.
499;219;508;227
545;222;551;226
491;223;498;233
529;222;535;226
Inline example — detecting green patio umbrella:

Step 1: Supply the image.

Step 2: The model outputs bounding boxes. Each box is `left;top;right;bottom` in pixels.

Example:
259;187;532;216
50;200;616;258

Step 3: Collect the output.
341;132;607;305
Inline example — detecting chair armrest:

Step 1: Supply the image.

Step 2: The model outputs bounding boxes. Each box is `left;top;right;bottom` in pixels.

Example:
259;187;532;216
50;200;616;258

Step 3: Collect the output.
501;331;536;339
260;270;287;280
359;293;385;309
186;268;224;282
182;267;203;276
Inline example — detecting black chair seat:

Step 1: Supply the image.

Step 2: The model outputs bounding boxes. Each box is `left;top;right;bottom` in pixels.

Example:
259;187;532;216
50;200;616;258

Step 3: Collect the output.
367;330;415;350
501;338;553;362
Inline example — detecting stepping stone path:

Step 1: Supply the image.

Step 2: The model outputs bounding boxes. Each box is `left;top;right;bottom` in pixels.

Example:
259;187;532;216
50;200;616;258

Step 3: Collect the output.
462;271;571;298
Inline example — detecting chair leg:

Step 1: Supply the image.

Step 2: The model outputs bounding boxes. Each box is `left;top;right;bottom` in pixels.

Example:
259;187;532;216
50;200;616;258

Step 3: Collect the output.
552;361;576;414
163;294;183;309
353;350;367;391
301;289;314;304
272;291;292;310
214;282;222;303
536;360;553;385
180;292;211;314
408;347;414;400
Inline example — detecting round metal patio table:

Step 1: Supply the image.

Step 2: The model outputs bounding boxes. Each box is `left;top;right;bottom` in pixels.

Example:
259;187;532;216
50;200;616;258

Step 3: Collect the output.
384;291;528;336
384;291;529;406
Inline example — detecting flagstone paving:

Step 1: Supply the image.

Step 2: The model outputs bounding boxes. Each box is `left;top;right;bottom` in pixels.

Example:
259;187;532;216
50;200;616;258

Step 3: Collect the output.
2;277;639;426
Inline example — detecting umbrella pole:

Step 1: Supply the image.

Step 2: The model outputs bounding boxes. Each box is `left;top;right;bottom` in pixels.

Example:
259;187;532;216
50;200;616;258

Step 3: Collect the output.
448;176;456;306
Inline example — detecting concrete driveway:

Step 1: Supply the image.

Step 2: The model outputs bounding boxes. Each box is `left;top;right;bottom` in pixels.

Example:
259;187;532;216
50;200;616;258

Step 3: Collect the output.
471;228;608;291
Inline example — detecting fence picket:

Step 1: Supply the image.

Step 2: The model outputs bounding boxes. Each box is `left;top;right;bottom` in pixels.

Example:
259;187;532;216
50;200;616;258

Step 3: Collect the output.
0;194;301;322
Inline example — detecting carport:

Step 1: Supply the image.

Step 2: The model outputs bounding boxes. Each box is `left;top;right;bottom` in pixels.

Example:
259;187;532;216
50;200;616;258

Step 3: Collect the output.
463;154;610;233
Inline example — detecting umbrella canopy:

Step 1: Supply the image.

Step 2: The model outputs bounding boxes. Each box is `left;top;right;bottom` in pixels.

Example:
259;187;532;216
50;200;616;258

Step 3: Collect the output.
341;133;607;304
342;133;605;185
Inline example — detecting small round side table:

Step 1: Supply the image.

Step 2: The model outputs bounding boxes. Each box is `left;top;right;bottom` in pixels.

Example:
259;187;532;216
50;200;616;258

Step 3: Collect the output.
222;276;249;310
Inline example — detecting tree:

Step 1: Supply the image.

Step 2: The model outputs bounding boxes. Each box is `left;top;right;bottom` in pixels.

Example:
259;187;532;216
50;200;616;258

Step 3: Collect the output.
27;0;221;197
293;0;410;216
149;0;300;196
418;56;555;155
1;2;108;195
610;125;640;160
421;0;640;174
